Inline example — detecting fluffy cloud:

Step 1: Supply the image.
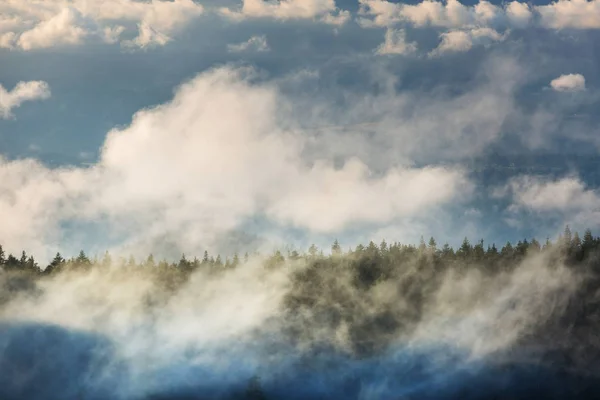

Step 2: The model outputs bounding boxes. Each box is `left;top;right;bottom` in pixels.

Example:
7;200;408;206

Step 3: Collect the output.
500;176;600;212
0;80;51;118
358;0;600;31
429;27;506;56
358;0;518;29
0;0;204;50
537;0;600;29
219;0;350;25
0;66;471;260
550;73;586;92
375;28;417;55
505;1;533;28
16;7;88;50
495;175;600;230
359;0;516;55
228;35;270;53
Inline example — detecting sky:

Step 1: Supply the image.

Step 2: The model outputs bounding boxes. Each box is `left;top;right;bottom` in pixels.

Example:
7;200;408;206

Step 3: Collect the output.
1;0;600;262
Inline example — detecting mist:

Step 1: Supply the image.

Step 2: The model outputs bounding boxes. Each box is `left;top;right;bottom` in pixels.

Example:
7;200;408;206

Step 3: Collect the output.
2;234;600;400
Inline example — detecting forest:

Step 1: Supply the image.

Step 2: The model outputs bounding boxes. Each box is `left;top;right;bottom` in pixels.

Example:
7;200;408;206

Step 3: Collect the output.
2;226;600;399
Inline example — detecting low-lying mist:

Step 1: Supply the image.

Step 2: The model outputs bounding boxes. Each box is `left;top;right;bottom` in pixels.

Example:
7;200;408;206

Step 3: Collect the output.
1;233;600;399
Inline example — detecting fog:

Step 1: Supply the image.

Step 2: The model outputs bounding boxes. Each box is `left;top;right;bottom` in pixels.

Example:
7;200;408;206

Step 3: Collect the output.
1;239;598;399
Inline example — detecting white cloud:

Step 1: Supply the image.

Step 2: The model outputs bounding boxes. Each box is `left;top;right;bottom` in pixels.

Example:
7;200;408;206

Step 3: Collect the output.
500;176;600;212
505;1;532;28
358;0;508;29
16;7;88;50
550;73;586;92
228;35;270;53
537;0;600;29
495;175;600;231
429;27;506;56
219;0;350;25
0;0;204;50
0;66;471;261
0;80;51;119
375;28;417;55
358;0;600;32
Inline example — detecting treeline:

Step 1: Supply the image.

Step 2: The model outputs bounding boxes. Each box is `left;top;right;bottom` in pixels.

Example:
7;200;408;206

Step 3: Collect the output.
2;226;600;362
0;225;598;277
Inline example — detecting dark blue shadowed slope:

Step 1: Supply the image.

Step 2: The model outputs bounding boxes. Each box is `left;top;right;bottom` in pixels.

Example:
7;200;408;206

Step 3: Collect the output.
2;322;600;400
0;322;129;400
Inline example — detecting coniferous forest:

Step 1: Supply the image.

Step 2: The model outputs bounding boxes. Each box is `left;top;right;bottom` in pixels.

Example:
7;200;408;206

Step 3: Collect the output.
2;227;600;399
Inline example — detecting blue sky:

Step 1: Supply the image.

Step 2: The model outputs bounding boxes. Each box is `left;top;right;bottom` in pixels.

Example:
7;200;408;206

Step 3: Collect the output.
1;0;600;261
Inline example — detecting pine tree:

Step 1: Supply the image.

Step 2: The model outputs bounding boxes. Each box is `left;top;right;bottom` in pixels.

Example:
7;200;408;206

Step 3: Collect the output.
442;243;454;259
178;254;190;269
75;250;91;268
380;239;388;253
563;225;573;250
45;253;65;274
418;236;427;253
458;237;472;258
473;239;485;260
145;254;155;268
428;237;437;251
332;239;342;256
530;238;541;253
501;241;514;258
25;256;38;273
19;251;27;268
583;229;594;248
583;229;594;257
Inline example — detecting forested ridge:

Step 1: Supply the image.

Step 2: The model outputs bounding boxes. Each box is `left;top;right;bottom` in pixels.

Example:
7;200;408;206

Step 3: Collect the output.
2;225;599;275
3;226;600;399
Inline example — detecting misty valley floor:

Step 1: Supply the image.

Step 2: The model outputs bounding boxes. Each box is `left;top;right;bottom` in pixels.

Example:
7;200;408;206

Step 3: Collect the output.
2;321;600;400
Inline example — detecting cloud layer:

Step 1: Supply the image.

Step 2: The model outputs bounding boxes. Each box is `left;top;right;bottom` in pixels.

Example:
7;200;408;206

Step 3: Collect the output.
219;0;350;25
0;0;204;50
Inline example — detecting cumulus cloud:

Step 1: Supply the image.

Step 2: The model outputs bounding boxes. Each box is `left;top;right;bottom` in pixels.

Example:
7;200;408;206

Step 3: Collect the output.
505;1;533;28
228;35;270;53
0;80;51;119
537;0;600;29
358;0;513;29
494;175;600;231
358;0;600;32
550;73;586;92
0;66;472;261
375;28;417;55
219;0;350;25
0;0;204;50
499;175;600;212
429;27;506;56
16;7;88;50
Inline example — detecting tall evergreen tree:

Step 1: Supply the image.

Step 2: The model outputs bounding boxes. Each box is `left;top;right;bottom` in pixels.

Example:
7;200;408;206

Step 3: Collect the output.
45;253;65;274
332;239;342;256
458;237;472;259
